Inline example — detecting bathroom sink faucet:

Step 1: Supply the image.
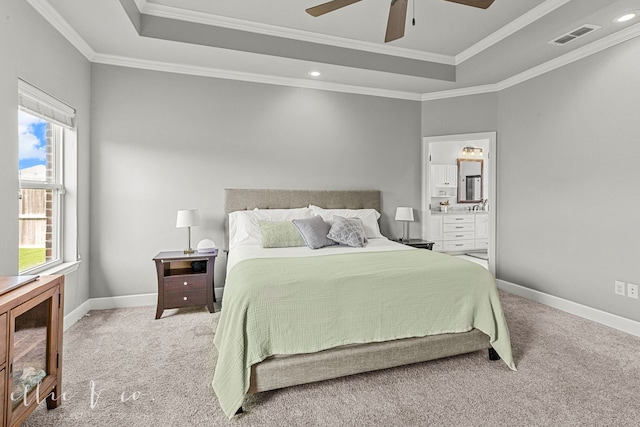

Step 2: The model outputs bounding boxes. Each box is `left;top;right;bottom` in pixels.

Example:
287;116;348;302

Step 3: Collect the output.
472;205;479;211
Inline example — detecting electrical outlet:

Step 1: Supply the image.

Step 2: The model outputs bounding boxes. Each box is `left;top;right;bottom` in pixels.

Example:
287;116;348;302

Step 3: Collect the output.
615;280;626;296
628;283;638;299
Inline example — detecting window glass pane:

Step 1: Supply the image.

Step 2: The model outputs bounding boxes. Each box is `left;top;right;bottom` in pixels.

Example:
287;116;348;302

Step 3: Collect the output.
18;110;61;272
18;110;53;183
19;189;57;271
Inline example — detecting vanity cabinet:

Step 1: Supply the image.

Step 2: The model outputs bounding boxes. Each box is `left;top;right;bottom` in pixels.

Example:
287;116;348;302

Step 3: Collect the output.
475;213;489;249
431;165;458;194
442;214;475;252
429;212;489;253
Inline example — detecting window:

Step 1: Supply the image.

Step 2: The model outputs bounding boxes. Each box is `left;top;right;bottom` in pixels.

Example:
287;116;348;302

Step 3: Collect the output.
18;80;76;274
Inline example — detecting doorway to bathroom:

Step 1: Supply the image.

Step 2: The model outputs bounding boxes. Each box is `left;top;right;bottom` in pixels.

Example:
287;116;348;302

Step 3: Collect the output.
421;132;497;275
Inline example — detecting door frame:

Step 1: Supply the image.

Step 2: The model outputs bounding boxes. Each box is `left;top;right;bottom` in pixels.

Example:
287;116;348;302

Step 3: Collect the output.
421;132;497;275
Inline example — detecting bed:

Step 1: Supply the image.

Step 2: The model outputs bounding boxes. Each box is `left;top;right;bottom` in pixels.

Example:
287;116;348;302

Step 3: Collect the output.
213;189;515;418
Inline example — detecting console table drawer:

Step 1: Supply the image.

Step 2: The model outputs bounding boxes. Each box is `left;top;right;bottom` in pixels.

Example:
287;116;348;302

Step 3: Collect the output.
164;289;207;308
164;275;206;292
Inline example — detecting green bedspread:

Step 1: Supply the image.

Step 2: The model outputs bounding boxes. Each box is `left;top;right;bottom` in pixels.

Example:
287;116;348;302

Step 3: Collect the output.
213;249;516;418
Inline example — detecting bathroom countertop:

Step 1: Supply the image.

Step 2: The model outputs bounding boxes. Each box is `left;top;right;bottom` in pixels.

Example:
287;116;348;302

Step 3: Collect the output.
430;210;489;215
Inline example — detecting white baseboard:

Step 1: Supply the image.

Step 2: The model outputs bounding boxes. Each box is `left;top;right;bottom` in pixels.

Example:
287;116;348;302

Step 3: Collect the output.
89;293;157;310
63;299;92;331
497;279;640;337
63;287;224;331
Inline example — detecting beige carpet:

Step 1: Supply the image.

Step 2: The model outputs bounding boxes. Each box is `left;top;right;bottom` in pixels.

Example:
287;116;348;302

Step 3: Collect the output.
23;291;640;426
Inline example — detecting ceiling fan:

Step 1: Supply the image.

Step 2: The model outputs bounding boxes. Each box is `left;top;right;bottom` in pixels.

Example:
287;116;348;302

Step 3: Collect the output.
306;0;495;42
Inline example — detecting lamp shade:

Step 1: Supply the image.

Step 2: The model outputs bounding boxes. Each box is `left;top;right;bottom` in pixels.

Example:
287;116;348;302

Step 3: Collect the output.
395;207;414;222
176;209;201;228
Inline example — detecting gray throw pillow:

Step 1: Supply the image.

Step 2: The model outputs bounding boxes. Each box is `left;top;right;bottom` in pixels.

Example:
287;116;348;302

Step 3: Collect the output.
327;216;368;248
292;216;337;249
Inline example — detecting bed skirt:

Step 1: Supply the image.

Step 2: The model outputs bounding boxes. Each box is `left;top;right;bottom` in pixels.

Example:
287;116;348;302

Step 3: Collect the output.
249;328;491;393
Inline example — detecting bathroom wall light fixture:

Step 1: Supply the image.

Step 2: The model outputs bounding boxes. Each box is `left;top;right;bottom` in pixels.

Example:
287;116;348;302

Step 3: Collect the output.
462;146;483;156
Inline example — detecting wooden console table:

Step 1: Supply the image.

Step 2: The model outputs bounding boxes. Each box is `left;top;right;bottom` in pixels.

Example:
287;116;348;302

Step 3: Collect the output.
0;275;64;427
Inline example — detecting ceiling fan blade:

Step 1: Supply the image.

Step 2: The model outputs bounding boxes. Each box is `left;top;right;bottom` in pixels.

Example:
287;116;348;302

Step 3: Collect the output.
385;0;408;43
444;0;495;9
306;0;362;17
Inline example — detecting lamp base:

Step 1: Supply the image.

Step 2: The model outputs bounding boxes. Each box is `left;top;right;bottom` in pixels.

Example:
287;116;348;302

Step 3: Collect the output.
402;222;410;243
183;248;195;254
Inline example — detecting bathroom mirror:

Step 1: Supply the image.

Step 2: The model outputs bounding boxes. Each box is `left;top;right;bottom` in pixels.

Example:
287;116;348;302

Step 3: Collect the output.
457;158;483;203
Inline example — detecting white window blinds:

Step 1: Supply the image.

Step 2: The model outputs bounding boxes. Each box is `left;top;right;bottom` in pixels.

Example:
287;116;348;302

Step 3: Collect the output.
18;79;76;129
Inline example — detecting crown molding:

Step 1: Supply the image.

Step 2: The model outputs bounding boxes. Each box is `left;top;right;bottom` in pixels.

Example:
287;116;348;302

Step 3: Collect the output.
455;0;571;65
496;22;640;91
420;84;499;101
26;0;96;61
140;2;455;66
92;54;423;101
27;0;640;103
133;0;147;10
423;23;640;101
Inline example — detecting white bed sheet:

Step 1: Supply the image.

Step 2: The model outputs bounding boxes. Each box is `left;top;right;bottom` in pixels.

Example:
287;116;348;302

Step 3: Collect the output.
226;238;413;274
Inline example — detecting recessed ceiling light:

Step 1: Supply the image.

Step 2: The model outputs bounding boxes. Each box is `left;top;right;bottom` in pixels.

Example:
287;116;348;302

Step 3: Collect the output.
613;11;639;23
308;71;321;77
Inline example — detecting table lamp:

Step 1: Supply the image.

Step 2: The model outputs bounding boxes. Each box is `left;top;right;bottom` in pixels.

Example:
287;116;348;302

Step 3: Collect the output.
395;207;414;242
176;209;201;254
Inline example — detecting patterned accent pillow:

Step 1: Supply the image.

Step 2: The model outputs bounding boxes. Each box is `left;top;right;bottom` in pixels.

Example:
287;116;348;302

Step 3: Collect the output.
292;216;337;249
327;216;368;248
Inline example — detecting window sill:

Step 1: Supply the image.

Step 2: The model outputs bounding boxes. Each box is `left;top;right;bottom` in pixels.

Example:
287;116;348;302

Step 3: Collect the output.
41;260;82;276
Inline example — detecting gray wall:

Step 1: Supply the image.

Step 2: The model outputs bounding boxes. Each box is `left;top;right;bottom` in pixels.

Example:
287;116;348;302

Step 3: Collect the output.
421;93;498;136
0;0;91;315
422;37;640;322
90;64;422;298
497;36;640;322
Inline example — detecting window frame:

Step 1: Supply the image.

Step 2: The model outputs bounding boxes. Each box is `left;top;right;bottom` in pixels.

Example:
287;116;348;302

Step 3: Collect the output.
17;80;76;275
18;122;65;274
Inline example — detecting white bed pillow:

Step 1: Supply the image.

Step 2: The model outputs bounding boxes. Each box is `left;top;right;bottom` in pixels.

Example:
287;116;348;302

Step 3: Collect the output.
229;207;312;250
309;205;383;239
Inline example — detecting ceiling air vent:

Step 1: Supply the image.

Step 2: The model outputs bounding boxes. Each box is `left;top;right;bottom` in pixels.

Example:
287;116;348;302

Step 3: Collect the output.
549;24;601;46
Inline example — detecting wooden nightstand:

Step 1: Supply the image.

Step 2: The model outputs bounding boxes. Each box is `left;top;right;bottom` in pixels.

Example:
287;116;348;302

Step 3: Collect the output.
392;239;435;250
153;250;217;319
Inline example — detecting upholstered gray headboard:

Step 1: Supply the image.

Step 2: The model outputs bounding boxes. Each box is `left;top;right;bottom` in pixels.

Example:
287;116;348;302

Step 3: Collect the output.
224;189;381;213
223;189;381;250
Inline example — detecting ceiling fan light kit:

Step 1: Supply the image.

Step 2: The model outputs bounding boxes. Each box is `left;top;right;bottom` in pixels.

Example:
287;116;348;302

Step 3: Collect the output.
306;0;495;43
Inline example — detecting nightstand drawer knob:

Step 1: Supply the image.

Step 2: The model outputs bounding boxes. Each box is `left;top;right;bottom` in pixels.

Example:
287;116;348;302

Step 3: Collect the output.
183;296;188;301
184;281;188;286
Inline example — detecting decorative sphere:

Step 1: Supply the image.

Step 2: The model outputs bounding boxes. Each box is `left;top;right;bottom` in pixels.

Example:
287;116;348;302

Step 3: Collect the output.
197;239;217;253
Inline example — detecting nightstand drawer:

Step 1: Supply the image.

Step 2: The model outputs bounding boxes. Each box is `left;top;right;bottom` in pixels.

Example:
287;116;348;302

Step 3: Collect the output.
164;275;206;292
164;289;207;308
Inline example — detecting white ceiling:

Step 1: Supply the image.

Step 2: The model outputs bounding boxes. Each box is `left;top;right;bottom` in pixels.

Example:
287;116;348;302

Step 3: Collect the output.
32;0;640;100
